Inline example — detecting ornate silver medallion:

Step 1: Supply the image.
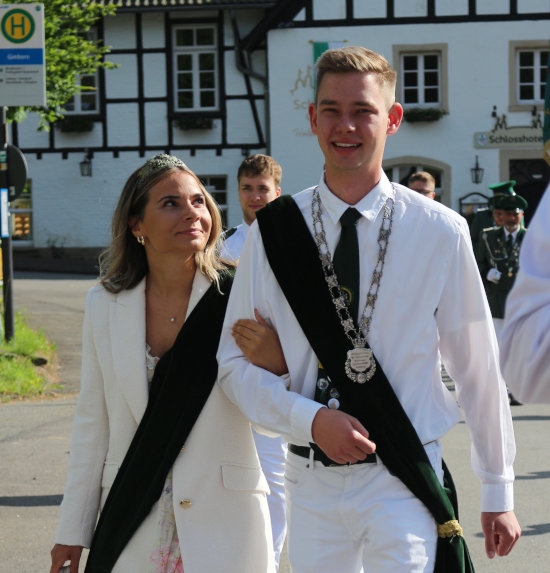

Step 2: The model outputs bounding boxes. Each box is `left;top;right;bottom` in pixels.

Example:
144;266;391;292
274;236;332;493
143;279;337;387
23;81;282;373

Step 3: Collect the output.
311;186;395;383
345;348;376;383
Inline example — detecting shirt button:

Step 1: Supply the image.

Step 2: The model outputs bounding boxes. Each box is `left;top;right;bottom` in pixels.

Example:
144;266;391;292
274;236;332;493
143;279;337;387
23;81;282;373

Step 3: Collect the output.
179;499;192;508
180;446;185;453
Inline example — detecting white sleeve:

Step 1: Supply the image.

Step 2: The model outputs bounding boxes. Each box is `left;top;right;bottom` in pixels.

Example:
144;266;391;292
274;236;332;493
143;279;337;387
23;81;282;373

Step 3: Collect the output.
55;289;109;547
217;223;323;445
437;221;515;512
500;184;550;403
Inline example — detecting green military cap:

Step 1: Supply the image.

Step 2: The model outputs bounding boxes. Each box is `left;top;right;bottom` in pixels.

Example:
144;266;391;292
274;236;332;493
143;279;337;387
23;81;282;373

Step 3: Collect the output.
492;193;528;212
488;180;517;196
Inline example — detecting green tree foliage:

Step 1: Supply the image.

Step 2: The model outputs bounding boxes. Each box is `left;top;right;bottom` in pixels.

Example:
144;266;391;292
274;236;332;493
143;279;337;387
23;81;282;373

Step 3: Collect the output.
6;0;117;129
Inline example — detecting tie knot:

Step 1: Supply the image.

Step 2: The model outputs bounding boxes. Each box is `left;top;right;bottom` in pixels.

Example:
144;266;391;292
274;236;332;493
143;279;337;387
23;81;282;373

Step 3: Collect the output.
340;207;361;227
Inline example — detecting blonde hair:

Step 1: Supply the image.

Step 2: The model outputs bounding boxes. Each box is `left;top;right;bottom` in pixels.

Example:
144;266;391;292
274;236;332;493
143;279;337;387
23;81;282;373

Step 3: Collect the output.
408;171;436;188
315;46;397;107
99;155;231;293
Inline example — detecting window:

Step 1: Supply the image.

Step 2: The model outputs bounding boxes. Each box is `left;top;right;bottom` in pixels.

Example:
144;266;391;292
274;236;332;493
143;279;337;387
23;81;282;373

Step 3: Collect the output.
64;72;99;114
517;48;548;104
173;25;218;112
199;175;227;226
509;41;549;111
11;180;33;244
64;30;100;115
401;53;440;106
393;44;448;110
382;157;451;206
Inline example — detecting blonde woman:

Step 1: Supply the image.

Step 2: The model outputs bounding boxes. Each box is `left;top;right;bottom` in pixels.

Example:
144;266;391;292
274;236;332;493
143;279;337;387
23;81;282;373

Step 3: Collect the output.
50;155;281;573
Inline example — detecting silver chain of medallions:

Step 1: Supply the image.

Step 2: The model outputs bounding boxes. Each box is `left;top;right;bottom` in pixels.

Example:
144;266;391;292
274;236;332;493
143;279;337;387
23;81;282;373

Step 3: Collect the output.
311;186;395;383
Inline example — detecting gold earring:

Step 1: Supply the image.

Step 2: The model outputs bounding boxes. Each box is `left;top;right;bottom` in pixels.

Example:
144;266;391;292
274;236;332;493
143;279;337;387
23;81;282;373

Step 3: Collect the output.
137;235;145;246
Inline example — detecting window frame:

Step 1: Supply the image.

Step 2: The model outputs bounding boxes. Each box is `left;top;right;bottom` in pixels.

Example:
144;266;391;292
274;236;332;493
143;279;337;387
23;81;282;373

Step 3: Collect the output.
63;29;100;116
172;23;219;113
393;44;448;111
509;40;549;112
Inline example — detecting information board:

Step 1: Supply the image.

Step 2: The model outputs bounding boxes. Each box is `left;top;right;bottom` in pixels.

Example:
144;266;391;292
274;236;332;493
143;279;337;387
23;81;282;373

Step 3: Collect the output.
0;4;45;106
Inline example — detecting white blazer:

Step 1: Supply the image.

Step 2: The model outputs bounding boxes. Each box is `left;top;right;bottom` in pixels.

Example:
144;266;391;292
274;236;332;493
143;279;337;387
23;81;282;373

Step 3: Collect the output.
55;273;275;573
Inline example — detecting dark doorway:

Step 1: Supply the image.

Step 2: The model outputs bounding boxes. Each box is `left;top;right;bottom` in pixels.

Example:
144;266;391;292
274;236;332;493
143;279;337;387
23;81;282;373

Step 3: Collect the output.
509;158;550;226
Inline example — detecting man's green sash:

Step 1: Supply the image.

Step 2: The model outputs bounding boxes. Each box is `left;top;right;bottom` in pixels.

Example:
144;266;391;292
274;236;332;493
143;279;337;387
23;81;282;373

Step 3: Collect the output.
85;272;233;572
257;197;474;573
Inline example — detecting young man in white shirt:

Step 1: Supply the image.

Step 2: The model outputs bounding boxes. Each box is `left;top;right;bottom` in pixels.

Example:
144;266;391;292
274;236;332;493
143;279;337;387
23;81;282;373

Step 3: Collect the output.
221;154;287;568
218;46;520;572
221;154;282;261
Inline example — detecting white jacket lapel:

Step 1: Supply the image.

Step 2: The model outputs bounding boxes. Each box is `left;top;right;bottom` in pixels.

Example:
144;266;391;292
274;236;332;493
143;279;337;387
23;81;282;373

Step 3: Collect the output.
110;279;149;425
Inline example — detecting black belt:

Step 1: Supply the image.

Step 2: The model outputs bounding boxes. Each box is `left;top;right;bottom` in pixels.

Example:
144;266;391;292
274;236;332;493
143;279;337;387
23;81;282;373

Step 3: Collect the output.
289;444;376;467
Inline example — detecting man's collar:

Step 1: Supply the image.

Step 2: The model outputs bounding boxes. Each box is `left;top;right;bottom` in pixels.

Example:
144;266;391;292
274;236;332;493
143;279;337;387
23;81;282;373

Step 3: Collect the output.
317;170;392;225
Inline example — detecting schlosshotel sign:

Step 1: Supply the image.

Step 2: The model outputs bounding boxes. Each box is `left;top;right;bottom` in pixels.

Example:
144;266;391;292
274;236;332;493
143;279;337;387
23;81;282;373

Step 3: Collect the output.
474;127;543;149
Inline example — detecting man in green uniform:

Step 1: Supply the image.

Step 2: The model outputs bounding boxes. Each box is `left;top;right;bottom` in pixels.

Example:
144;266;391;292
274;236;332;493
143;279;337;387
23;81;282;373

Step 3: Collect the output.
476;192;528;405
470;180;518;250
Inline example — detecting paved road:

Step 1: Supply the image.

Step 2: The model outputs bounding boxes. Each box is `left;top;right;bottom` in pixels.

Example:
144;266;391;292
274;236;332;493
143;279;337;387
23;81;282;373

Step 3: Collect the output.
1;272;550;572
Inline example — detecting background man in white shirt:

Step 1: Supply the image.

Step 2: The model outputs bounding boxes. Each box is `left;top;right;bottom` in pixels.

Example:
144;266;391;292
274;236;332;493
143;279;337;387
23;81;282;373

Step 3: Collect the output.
218;46;520;572
221;154;287;568
221;154;281;261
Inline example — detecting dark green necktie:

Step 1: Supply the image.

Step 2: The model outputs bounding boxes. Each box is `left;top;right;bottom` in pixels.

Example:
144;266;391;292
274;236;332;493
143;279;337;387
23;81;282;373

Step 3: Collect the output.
333;207;361;324
506;233;513;252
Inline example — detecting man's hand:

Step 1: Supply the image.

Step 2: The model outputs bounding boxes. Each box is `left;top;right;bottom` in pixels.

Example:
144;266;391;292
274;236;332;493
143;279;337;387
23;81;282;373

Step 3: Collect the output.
311;407;376;464
481;511;521;558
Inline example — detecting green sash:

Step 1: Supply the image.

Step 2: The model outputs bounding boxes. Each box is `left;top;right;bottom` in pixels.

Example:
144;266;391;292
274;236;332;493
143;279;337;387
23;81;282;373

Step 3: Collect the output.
256;197;474;573
85;272;233;573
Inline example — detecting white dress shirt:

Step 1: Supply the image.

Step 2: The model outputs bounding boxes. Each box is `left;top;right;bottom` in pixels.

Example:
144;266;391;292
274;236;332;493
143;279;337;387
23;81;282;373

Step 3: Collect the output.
217;171;516;512
500;183;550;403
220;221;249;261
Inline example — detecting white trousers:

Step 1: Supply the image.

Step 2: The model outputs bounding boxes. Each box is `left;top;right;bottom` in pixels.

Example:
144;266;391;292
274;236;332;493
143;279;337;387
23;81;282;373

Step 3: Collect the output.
285;441;443;573
253;429;288;568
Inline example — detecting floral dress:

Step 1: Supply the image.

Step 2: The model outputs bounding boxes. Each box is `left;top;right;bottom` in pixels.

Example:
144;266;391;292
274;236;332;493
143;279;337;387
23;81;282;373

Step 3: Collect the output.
146;344;184;573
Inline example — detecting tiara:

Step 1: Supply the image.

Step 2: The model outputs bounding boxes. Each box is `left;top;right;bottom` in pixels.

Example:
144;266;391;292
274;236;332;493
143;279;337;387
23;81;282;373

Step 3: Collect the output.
137;154;188;184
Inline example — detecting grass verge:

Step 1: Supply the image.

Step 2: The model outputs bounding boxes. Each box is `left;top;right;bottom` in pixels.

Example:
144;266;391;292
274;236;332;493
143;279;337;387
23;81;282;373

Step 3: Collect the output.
0;312;60;402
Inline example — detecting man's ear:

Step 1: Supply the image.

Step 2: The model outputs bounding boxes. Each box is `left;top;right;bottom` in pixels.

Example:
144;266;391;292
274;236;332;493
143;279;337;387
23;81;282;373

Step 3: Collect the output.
387;102;403;135
276;187;282;198
309;102;318;135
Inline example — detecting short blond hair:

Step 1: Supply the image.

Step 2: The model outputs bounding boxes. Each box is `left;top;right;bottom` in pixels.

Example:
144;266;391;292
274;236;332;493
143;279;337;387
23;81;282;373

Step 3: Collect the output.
315;46;397;106
238;154;282;188
408;171;435;188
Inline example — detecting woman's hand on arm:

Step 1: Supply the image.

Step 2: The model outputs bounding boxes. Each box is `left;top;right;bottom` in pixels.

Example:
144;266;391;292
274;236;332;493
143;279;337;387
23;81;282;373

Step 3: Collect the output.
232;309;288;376
50;543;83;573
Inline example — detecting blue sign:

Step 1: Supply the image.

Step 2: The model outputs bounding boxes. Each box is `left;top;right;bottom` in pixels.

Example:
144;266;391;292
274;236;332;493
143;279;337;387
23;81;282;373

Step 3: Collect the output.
0;47;42;64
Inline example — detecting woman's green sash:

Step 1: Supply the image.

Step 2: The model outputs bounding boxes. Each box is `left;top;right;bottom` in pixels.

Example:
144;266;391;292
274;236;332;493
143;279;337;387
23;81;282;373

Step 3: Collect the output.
85;272;233;572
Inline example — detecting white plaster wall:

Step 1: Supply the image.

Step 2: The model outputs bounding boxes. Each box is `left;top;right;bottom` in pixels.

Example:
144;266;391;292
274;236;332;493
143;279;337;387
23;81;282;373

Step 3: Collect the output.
106;103;140;147
104;13;136;50
54;125;104;149
435;0;468;16
226;99;266;144
312;0;347;20
267;20;550;210
145;102;168;146
224;49;266;96
105;54;138;99
517;0;549;12
142;12;165;48
353;0;387;19
394;0;428;18
143;53;167;98
476;0;510;15
172;120;223;146
14;113;49;149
